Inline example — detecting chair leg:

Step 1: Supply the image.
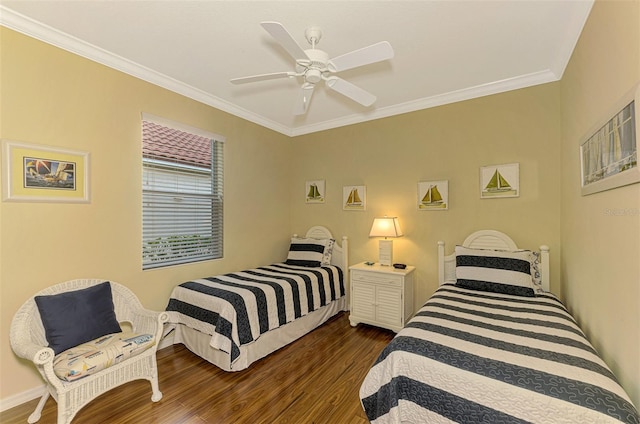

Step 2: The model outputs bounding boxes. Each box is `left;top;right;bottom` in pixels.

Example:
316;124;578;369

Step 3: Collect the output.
150;376;163;402
56;393;73;424
27;389;49;424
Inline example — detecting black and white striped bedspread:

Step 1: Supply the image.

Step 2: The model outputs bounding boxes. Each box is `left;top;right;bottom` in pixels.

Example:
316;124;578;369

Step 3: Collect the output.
165;263;344;367
360;283;639;424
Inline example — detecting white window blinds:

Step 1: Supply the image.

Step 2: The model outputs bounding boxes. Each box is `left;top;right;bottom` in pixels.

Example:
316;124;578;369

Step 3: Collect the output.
142;117;223;269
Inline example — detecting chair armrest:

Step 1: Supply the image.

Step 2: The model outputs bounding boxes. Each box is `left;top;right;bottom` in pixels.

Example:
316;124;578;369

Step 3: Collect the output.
32;347;56;365
12;337;55;365
124;308;168;341
10;314;52;362
11;338;64;391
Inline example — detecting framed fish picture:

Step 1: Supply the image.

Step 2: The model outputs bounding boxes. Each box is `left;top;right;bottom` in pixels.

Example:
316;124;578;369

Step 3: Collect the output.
343;185;366;210
418;180;448;210
480;163;519;198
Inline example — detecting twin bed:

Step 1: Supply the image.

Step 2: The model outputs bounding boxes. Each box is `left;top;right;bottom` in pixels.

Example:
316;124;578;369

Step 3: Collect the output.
360;230;639;423
161;226;638;423
163;226;348;371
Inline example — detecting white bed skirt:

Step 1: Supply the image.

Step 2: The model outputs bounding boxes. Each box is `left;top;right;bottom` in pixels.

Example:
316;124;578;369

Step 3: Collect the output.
161;297;347;371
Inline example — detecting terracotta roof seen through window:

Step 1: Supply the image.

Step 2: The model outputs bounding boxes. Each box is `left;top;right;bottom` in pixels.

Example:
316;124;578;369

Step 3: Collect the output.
142;120;211;167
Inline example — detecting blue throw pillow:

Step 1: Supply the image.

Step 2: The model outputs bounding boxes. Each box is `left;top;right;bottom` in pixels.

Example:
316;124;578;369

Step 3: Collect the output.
35;281;122;355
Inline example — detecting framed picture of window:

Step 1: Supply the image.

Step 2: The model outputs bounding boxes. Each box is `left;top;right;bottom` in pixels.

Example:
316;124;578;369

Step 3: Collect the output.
580;84;639;196
1;140;90;203
480;163;519;199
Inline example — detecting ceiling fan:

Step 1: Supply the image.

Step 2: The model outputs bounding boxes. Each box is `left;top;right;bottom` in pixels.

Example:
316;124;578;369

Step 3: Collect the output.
230;21;394;116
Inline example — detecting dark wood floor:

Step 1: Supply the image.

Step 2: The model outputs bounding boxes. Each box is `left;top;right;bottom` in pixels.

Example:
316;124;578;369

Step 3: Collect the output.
1;312;394;424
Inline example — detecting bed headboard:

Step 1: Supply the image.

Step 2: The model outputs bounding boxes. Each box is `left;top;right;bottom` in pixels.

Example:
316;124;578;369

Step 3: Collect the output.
296;226;349;275
437;230;550;292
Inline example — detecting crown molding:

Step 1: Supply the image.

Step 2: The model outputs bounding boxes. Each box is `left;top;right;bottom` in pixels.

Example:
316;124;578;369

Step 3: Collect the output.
548;1;594;79
1;5;565;138
289;69;559;137
0;6;293;136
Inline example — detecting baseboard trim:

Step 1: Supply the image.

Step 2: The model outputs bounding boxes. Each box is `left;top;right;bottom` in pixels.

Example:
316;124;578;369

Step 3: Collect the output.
0;385;44;412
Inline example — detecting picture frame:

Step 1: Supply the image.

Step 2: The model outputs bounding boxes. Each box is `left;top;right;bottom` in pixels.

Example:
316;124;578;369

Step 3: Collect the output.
305;179;325;203
480;163;519;199
343;185;366;210
580;84;639;196
418;180;448;210
2;140;90;203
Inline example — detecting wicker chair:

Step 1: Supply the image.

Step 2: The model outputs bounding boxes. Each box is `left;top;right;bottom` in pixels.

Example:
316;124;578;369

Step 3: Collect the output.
10;279;168;424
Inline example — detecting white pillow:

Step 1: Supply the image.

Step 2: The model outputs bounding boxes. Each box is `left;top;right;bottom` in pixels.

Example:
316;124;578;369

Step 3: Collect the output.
455;245;537;297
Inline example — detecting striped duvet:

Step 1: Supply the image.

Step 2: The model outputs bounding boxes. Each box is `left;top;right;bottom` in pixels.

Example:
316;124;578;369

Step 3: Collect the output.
165;263;344;367
360;283;639;424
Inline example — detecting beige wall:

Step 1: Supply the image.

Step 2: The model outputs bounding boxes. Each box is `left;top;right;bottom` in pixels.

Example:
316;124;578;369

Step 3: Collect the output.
290;84;562;307
560;0;640;407
0;29;293;401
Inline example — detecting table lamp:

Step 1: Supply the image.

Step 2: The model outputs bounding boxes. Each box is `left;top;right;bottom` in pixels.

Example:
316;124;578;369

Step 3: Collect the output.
369;217;403;266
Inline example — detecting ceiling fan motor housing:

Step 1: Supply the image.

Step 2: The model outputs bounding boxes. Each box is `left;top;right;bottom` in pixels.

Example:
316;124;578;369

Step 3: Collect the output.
300;49;329;83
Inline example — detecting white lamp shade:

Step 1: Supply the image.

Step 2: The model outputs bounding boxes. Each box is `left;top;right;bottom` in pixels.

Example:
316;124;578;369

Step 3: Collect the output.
369;217;403;238
369;217;402;266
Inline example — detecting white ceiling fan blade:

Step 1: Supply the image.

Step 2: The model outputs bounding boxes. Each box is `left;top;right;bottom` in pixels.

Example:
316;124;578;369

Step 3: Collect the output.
261;21;310;62
325;77;376;107
329;41;394;72
230;71;295;84
293;83;315;116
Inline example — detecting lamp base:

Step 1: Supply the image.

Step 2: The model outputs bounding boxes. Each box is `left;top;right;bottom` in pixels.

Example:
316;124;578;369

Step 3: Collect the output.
378;239;393;266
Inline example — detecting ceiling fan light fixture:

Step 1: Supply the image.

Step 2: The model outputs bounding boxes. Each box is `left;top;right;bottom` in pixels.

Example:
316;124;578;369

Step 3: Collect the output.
305;68;323;84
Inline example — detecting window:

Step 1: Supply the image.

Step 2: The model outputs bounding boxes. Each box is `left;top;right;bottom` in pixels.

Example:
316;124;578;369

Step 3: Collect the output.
142;115;224;269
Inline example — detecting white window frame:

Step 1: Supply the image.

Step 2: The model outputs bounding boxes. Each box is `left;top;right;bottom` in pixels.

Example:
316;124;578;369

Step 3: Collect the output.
141;114;224;269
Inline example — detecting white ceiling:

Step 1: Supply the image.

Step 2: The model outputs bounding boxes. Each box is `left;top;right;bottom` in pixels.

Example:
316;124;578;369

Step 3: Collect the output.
0;1;593;137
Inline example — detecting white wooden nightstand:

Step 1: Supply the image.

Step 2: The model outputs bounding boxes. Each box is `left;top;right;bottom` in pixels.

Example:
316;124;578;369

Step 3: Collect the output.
349;262;415;332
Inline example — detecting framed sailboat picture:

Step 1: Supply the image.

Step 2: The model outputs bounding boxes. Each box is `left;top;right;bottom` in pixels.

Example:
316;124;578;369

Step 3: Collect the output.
343;185;366;210
2;140;90;203
305;180;325;203
418;180;448;210
480;163;519;198
580;84;639;196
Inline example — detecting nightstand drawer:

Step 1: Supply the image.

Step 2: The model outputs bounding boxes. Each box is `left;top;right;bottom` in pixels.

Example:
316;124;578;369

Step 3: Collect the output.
351;270;402;286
